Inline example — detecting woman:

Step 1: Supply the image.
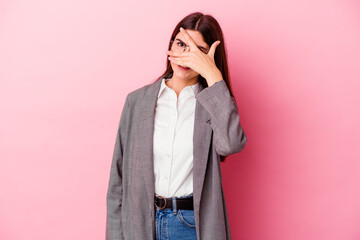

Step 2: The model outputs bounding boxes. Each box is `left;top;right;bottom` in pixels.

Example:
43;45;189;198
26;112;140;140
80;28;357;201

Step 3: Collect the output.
106;12;248;240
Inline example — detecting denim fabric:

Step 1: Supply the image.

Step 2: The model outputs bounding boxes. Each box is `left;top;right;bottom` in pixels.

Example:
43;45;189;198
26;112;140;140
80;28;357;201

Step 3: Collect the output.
155;193;197;240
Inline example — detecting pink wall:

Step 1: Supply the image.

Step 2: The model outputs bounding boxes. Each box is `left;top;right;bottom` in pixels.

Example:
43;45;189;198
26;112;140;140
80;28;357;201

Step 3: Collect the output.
1;0;359;239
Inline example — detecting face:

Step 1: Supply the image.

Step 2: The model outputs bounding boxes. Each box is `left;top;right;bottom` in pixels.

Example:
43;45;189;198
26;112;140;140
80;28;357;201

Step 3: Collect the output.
170;29;209;81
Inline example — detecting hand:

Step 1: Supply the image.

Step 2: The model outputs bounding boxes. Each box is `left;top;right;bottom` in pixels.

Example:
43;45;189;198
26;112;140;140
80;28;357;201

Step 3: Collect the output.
166;27;223;86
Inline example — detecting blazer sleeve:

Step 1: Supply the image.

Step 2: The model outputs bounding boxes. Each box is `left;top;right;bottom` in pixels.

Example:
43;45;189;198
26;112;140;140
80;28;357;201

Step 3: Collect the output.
196;80;248;157
105;95;130;240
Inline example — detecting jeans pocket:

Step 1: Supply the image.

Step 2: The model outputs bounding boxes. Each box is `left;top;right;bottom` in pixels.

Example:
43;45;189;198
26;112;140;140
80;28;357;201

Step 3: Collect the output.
177;209;196;228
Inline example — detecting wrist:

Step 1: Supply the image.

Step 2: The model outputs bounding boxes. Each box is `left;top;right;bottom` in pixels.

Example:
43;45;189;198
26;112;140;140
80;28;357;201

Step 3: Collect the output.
205;68;223;87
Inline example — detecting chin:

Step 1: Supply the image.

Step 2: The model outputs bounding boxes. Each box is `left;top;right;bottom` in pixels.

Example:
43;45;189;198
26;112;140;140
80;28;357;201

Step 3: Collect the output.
174;71;194;79
173;67;196;78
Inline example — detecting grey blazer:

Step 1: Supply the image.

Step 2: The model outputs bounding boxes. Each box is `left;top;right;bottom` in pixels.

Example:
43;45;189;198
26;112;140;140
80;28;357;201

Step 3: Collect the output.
106;77;248;240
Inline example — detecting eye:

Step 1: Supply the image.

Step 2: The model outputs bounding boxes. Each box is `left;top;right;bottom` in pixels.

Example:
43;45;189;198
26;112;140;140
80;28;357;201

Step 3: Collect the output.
177;41;185;47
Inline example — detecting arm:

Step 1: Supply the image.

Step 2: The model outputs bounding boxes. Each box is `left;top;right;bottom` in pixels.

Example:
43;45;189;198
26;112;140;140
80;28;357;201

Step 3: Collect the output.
105;96;130;240
196;80;248;157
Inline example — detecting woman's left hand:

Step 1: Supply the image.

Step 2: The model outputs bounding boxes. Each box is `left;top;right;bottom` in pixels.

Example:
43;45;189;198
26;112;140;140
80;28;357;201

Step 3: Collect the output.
166;27;223;86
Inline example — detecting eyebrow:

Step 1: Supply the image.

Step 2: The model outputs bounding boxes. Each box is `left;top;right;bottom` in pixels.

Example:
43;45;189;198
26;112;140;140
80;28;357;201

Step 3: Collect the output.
175;38;208;51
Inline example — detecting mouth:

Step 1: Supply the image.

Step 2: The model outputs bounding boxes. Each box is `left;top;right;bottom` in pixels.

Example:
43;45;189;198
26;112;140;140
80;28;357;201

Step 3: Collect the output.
178;65;191;71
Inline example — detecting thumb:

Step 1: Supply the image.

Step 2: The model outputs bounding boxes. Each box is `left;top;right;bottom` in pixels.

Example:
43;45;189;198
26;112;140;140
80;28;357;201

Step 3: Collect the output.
208;40;221;57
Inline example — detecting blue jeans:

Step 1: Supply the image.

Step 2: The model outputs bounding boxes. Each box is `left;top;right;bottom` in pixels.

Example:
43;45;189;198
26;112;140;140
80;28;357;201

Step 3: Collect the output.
155;193;197;240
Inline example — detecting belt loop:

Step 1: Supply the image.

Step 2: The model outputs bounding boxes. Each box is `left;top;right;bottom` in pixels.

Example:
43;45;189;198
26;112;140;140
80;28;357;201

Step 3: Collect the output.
172;197;177;214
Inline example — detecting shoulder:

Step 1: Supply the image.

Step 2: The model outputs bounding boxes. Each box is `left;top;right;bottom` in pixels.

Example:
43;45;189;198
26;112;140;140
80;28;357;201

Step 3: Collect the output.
125;78;161;107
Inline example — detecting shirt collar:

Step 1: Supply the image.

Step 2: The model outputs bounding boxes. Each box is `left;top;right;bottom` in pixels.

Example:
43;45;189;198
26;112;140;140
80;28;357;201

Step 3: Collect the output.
157;77;200;98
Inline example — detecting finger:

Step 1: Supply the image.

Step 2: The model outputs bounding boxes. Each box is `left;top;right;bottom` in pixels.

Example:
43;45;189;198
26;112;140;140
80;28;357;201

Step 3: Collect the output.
168;56;187;66
179;27;200;51
208;40;221;57
166;50;189;58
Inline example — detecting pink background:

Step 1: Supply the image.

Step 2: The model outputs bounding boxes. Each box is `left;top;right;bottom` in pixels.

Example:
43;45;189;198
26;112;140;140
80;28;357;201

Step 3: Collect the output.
1;0;360;239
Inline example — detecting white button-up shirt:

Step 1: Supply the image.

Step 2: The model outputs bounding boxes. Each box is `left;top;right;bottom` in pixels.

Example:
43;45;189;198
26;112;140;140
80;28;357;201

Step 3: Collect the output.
153;77;200;198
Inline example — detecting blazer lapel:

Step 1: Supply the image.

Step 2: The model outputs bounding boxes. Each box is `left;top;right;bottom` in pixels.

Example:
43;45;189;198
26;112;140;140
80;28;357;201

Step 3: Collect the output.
134;78;212;215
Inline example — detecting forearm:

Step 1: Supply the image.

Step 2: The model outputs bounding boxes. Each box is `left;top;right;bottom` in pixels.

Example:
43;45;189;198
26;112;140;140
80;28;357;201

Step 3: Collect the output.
196;80;248;156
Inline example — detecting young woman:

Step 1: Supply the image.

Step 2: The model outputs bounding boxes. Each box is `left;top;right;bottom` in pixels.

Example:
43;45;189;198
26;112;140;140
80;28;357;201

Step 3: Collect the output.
106;12;248;240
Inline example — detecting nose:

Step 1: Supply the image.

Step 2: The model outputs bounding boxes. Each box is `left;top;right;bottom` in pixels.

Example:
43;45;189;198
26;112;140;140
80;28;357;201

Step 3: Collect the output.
183;46;191;52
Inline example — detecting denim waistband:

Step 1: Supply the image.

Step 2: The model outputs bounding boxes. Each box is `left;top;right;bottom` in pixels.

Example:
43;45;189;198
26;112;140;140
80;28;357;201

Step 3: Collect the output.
155;193;194;213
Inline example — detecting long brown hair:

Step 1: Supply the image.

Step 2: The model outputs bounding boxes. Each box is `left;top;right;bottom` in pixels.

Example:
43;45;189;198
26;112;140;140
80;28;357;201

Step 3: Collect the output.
154;12;235;162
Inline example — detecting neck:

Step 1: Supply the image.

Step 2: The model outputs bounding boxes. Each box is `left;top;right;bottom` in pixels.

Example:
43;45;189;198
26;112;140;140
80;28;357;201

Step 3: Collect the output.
168;76;198;89
166;75;198;97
